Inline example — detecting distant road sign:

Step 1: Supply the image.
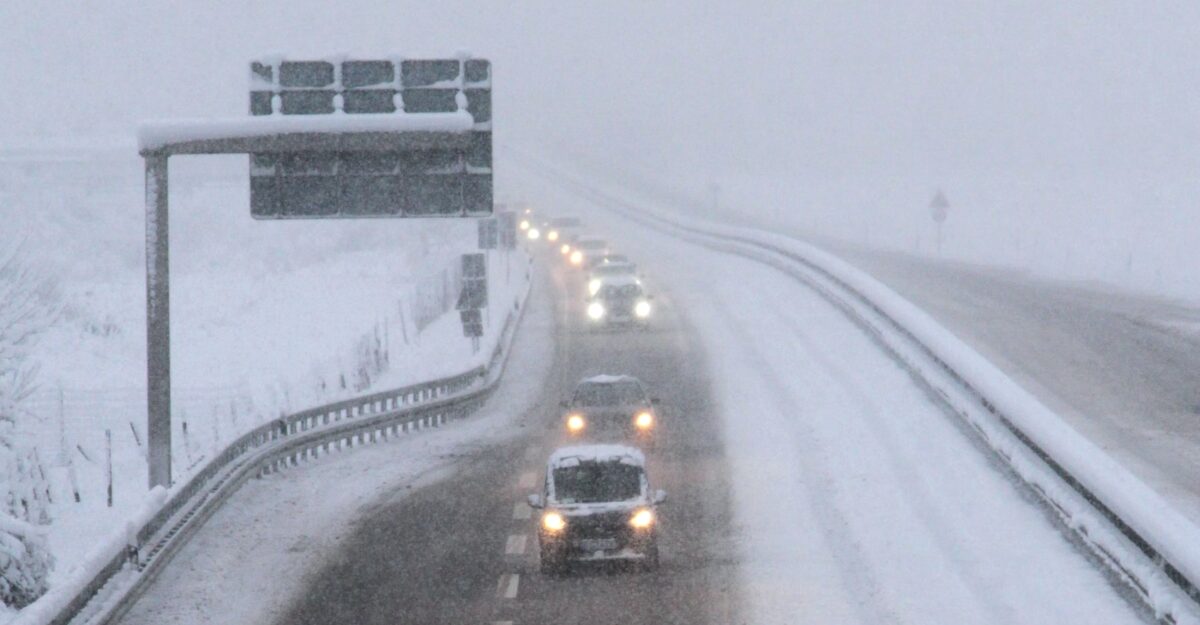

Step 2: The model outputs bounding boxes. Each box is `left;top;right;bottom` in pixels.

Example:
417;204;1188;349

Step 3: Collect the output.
248;57;492;219
458;253;488;310
478;217;499;250
496;211;517;250
459;309;483;337
930;190;949;224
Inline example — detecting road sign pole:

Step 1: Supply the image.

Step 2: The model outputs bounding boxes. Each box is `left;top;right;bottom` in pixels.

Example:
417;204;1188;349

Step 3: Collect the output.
145;154;172;490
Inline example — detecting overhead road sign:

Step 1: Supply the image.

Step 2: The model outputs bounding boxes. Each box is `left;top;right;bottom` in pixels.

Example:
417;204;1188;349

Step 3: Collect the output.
245;57;492;219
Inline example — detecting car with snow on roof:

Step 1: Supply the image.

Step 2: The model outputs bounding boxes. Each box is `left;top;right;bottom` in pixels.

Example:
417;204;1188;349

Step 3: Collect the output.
560;374;658;445
527;444;667;574
587;260;639;296
585;276;653;328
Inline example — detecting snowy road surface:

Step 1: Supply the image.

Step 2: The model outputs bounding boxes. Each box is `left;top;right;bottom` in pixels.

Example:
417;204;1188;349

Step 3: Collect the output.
112;211;1147;624
836;246;1200;526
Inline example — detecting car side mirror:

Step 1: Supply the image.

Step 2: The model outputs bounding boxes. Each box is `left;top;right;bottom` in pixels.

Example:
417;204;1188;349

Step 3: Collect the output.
653;489;667;505
527;494;544;509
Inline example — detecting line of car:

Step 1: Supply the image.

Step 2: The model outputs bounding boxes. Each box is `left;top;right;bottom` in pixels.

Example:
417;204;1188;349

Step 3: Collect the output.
517;210;668;575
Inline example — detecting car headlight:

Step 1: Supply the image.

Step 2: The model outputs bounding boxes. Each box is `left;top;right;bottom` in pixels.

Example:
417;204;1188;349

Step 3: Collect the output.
570;250;583;265
519;219;531;231
588;279;601;295
629;508;655;529
547;230;559;242
634;411;654;429
542;511;567;532
528;228;541;240
587;301;605;320
566;414;586;432
634;300;652;318
561;244;571;255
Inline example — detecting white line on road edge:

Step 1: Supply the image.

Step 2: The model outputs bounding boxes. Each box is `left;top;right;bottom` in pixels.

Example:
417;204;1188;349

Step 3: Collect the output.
505;534;528;555
496;573;520;599
513;502;532;520
518;471;537;489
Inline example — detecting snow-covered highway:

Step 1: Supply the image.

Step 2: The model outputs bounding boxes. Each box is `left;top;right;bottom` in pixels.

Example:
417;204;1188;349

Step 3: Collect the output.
586;205;1151;624
103;192;1161;624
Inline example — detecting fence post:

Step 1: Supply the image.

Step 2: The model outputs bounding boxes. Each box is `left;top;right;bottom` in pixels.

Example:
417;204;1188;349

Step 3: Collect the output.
105;429;113;508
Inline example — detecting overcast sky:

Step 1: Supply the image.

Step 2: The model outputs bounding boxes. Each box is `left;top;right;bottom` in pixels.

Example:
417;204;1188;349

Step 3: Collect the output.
4;1;1198;180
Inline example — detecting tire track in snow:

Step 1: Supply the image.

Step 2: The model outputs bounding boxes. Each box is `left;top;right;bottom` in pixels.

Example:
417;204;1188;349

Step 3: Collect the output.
705;294;901;625
762;300;1017;624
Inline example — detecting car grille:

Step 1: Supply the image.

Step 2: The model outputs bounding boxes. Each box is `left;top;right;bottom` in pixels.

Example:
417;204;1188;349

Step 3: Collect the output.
567;510;629;539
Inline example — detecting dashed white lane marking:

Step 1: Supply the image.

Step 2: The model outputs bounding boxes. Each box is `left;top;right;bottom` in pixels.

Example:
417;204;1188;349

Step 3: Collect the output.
493;621;514;625
505;534;528;555
496;573;520;599
513;502;532;520
518;471;537;489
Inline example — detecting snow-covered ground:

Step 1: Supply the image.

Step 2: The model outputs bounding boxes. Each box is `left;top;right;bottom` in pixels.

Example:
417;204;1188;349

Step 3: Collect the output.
112;257;554;625
2;156;525;596
821;247;1200;530
552;190;1152;623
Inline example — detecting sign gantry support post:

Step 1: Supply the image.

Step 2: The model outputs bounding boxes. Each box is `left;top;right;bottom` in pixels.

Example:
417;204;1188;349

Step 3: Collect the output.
145;155;172;490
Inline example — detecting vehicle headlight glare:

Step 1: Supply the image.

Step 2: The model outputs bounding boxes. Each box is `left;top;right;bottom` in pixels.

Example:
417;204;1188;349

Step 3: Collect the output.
519;219;530;231
570;250;583;265
634;300;652;318
587;302;605;320
561;244;571;255
548;230;559;242
566;414;586;432
542;511;567;532
528;228;541;240
634;411;654;429
629;508;655;529
588;279;601;295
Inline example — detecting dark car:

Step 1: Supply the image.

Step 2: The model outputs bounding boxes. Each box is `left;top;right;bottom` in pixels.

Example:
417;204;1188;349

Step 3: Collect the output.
560;374;657;443
528;444;667;574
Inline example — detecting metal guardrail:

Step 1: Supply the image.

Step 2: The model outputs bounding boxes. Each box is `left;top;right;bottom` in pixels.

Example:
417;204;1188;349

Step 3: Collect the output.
40;272;531;625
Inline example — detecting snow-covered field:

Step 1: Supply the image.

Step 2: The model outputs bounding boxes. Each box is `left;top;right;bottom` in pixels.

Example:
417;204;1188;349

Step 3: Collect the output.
1;156;523;598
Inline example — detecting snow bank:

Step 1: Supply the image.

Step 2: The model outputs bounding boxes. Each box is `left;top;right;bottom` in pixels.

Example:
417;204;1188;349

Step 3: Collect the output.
726;226;1200;599
138;112;474;152
9;487;165;625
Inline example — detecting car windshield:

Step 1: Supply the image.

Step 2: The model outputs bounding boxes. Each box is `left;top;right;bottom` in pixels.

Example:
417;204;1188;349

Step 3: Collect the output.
552;462;642;504
573;381;645;406
598;284;643;299
594;264;635;276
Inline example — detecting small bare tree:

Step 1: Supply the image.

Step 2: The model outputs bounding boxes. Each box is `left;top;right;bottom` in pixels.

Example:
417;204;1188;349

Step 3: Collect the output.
0;243;57;607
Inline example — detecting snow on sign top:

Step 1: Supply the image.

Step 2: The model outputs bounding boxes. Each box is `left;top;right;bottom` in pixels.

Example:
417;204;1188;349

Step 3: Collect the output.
137;112;474;153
